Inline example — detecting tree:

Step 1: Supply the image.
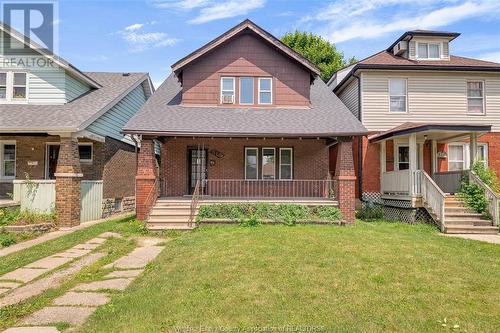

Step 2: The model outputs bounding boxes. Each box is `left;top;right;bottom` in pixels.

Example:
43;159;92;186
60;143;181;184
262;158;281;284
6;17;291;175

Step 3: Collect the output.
281;31;356;82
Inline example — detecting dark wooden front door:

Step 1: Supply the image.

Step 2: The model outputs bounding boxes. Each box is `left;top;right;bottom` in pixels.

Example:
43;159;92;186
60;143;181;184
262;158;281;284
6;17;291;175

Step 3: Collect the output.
188;149;207;194
47;144;60;179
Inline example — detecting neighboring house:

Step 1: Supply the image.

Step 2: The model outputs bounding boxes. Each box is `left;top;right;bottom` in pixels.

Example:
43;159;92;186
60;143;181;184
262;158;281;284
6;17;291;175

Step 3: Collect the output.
123;19;366;229
330;30;500;234
0;23;153;226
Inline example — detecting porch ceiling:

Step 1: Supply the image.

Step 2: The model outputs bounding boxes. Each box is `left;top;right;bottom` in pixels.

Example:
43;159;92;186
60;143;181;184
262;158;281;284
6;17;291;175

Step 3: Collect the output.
369;122;491;143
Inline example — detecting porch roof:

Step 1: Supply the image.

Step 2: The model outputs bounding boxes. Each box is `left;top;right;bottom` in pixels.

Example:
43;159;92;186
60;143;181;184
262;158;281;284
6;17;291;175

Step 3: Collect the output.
369;122;491;142
122;73;367;138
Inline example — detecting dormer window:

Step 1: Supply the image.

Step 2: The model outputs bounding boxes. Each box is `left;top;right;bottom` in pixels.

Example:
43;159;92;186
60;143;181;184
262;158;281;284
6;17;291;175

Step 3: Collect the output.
0;71;28;102
239;77;254;104
417;42;441;59
220;77;235;104
13;73;27;99
258;78;272;104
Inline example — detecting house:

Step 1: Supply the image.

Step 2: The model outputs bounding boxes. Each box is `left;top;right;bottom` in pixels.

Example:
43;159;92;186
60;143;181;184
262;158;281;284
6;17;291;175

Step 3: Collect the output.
123;19;367;229
0;23;153;226
330;30;500;234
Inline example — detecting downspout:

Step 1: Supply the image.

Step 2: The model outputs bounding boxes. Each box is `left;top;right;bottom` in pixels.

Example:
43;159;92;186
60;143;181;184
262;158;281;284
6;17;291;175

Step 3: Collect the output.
353;72;363;202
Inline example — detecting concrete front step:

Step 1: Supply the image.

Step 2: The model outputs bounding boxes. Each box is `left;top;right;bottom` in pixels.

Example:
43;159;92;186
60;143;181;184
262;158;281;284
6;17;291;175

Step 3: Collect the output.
147;224;195;230
445;207;476;214
148;216;191;223
445;219;493;226
445;212;485;219
444;225;499;234
149;210;195;216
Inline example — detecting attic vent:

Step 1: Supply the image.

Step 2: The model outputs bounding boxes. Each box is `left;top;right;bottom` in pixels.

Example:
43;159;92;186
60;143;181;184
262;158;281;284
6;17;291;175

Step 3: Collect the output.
222;95;234;104
122;73;131;76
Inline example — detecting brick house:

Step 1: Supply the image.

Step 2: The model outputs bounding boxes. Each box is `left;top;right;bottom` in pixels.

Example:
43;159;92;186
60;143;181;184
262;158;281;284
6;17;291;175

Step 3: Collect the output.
0;23;153;226
123;20;366;229
330;30;500;234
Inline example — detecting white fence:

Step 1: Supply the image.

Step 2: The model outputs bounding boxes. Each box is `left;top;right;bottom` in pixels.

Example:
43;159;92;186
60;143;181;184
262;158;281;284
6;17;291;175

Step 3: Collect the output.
12;179;104;222
80;180;103;222
13;180;56;213
381;170;411;195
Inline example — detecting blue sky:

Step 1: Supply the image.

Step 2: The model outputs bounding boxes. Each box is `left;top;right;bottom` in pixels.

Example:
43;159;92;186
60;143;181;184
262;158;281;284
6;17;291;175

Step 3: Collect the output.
55;0;500;87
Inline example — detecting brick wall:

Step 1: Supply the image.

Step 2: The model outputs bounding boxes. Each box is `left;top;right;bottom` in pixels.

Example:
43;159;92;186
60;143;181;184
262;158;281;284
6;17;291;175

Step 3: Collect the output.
101;137;136;199
333;139;356;223
182;33;311;107
162;137;330;196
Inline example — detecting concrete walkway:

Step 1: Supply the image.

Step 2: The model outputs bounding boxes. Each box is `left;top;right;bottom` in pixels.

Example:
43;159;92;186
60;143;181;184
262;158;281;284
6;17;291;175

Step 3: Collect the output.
0;213;133;258
444;233;500;244
3;237;166;333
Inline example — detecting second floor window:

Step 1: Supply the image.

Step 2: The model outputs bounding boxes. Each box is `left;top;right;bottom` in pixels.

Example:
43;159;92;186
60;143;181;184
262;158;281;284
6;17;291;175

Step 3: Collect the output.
220;77;235;104
389;78;407;112
467;81;484;114
13;73;27;99
258;78;272;104
417;43;440;59
0;72;28;102
0;73;6;99
239;77;254;104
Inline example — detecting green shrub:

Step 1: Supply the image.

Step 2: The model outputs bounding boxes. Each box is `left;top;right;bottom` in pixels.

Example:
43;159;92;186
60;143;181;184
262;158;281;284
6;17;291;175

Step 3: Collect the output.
315;206;343;221
0;230;17;247
356;205;384;221
239;215;261;227
459;162;499;216
0;208;20;226
472;162;499;192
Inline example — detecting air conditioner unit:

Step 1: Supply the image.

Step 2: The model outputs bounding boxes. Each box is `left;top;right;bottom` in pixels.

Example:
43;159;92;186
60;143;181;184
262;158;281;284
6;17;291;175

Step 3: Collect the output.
222;95;234;104
393;41;408;56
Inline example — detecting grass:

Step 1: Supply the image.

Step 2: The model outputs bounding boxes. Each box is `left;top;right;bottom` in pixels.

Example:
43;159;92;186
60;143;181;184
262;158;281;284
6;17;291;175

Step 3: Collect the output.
77;221;500;333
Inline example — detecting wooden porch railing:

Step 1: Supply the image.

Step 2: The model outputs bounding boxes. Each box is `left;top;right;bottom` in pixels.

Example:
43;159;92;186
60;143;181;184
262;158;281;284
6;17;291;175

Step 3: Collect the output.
420;170;446;231
381;170;411;195
469;171;499;226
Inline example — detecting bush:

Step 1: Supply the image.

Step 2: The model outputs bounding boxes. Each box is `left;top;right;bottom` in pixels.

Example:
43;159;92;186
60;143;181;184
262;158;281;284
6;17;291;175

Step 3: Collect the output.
196;203;342;225
240;215;261;227
459;162;499;216
0;230;17;247
356;205;384;221
472;162;499;192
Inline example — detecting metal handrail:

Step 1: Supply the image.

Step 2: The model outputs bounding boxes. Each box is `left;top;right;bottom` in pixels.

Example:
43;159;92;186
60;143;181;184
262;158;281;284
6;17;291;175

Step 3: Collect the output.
469;171;499;226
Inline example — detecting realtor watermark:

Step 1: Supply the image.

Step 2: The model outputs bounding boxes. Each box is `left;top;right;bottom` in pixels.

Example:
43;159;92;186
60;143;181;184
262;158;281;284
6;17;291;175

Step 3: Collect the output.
169;325;327;333
1;0;58;69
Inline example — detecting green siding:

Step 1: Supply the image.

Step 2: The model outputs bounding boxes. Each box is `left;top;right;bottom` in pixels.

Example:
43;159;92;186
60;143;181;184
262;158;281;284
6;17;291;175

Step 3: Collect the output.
87;82;147;144
65;74;91;102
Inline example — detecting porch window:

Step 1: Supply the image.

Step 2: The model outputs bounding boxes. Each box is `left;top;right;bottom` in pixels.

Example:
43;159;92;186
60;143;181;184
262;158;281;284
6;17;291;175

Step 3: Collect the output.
245;148;258;180
258;78;272;104
220;77;235;104
477;143;488;167
448;144;465;171
262;148;275;179
397;146;410;170
279;148;293;180
0;73;6;99
467;81;484;114
239;77;254;104
389;79;407;112
13;73;27;99
1;142;16;179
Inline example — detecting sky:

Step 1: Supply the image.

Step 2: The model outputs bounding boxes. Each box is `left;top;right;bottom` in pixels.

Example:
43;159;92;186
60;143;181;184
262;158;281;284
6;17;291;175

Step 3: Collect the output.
53;0;500;87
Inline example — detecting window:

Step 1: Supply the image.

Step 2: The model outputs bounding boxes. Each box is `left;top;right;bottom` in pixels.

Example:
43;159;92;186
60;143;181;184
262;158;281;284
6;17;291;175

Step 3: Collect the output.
78;144;93;162
245;148;258;180
279;148;293;180
397;146;410;170
262;148;275;179
389;78;407;112
258;78;272;104
0;73;6;99
1;142;16;179
477;143;488;167
239;77;254;104
220;77;235;104
448;144;465;171
12;73;27;99
467;81;484;114
417;42;440;59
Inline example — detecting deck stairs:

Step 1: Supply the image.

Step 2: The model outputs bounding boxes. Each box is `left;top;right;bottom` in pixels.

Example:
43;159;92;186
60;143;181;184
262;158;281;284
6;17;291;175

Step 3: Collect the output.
441;195;498;234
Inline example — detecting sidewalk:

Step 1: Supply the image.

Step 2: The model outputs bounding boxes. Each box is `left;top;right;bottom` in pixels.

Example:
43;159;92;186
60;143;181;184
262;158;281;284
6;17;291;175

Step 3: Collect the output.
443;233;500;244
0;213;134;258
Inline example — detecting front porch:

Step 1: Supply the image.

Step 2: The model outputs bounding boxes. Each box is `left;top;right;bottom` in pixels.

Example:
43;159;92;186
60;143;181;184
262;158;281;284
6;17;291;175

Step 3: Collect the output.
371;123;499;233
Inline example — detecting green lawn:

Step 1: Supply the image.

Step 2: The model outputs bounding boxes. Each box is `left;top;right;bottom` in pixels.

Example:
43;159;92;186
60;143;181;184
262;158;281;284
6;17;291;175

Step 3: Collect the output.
77;222;500;333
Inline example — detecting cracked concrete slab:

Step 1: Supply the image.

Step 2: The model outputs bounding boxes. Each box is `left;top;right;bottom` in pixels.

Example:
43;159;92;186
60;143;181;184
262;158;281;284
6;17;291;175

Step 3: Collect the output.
99;232;122;238
52;249;91;258
86;238;107;245
22;306;96;326
105;246;164;269
25;256;73;269
72;243;100;250
0;281;21;289
104;269;143;279
0;268;49;283
53;291;110;306
72;278;133;291
3;327;60;333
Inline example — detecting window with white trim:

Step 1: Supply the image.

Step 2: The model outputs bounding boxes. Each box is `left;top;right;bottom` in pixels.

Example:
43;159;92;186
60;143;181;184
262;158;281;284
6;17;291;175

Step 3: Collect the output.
389;78;407;112
239;77;254;104
279;148;293;180
467;81;484;114
1;141;16;179
477;143;488;168
258;78;272;104
245;147;258;180
220;77;235;104
417;42;440;59
12;73;27;99
0;73;7;100
0;71;28;102
448;144;465;171
397;145;410;170
262;148;275;179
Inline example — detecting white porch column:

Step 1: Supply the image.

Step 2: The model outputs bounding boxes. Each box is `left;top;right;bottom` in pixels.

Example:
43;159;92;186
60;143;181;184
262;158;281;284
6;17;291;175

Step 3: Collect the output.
470;132;478;168
409;133;417;171
431;140;437;174
380;141;386;173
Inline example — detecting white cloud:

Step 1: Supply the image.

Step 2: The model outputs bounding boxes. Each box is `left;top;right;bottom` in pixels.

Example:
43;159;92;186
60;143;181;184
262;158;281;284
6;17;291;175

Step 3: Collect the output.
479;51;500;63
117;22;179;53
303;0;500;43
150;0;265;24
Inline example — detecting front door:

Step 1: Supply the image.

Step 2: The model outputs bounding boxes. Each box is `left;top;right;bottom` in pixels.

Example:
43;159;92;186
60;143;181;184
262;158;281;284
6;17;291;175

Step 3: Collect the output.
188;149;207;194
46;144;60;179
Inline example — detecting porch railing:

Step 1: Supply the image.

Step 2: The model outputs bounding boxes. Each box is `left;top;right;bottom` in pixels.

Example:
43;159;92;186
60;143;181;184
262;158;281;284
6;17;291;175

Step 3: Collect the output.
469;171;499;226
160;179;336;199
381;170;411;195
433;171;465;194
420;170;446;231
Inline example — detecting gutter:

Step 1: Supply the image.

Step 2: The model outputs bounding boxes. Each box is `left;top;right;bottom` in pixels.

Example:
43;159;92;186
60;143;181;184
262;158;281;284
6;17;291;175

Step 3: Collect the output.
121;130;369;137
